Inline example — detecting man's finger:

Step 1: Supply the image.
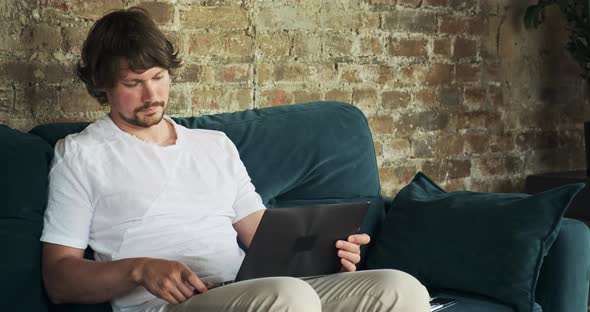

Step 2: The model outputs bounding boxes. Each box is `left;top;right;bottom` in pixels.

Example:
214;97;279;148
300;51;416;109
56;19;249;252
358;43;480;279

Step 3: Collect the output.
336;240;360;254
341;258;357;272
348;233;370;245
178;280;196;299
182;270;208;294
338;249;361;264
161;292;180;305
168;287;188;304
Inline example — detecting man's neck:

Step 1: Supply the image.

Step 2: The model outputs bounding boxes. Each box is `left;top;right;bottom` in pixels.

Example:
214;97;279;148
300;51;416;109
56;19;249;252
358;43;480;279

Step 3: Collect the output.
109;114;177;146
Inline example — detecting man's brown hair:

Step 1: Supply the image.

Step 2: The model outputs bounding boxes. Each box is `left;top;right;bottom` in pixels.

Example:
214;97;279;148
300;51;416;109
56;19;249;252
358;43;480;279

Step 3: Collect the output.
77;7;182;105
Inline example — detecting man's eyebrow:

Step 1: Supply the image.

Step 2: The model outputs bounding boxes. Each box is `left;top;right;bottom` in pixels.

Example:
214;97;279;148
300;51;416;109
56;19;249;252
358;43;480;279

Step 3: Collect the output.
122;69;166;82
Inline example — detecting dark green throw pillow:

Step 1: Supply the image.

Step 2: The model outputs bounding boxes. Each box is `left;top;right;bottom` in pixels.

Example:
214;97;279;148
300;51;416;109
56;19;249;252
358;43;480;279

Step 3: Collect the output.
366;172;584;312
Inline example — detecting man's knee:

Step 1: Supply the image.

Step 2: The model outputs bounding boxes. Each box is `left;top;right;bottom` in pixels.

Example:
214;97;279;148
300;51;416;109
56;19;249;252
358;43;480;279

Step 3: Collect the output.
252;277;321;311
370;269;430;311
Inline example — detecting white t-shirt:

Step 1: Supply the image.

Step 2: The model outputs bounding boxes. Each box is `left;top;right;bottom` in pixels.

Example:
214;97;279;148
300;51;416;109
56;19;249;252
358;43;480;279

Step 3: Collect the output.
40;115;266;312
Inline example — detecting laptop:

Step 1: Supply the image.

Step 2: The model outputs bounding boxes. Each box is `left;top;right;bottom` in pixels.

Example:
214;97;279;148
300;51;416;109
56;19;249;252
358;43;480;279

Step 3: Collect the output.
208;202;369;288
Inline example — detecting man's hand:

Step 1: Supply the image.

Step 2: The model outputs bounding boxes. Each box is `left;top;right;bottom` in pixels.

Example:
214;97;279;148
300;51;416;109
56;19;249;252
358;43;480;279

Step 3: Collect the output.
336;233;371;272
133;258;208;305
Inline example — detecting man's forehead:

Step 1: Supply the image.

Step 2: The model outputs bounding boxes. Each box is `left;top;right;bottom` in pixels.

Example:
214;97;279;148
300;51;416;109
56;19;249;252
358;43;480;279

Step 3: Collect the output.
117;61;165;79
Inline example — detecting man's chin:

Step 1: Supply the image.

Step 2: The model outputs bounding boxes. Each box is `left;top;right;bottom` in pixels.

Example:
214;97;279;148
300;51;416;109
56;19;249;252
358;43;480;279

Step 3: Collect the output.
121;110;165;128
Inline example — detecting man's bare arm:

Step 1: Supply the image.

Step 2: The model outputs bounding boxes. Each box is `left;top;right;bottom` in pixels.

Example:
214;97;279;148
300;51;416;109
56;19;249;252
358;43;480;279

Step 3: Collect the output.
43;243;207;305
232;209;264;248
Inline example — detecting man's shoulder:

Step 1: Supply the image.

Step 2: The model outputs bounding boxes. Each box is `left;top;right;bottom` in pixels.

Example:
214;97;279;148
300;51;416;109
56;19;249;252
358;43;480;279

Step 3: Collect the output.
54;117;118;159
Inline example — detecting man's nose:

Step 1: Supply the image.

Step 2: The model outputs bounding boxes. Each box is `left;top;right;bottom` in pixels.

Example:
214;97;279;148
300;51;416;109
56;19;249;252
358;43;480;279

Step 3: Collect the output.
142;82;156;102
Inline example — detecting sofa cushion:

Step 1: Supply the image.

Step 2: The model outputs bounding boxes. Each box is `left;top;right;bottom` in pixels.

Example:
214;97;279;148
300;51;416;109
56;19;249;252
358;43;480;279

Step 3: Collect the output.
0;125;53;312
366;172;584;312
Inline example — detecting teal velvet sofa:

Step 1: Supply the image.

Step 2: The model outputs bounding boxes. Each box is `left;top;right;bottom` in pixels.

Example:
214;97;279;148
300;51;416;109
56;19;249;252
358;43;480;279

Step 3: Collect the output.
1;101;589;312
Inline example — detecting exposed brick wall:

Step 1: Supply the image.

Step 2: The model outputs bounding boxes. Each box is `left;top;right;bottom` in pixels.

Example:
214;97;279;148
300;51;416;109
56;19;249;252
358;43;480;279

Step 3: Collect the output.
0;0;588;195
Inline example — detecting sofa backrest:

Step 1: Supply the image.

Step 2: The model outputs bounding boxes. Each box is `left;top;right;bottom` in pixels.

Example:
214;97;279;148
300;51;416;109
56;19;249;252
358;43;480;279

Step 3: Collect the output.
0;125;53;311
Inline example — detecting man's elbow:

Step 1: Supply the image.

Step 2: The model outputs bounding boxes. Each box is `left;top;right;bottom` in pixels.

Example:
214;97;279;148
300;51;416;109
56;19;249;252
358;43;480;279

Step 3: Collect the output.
43;272;67;304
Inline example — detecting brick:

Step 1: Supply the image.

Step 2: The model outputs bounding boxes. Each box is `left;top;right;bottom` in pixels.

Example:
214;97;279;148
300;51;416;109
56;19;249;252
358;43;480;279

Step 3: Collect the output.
292;32;322;59
376;65;395;86
382;90;410;109
214;64;251;84
176;64;205;83
399;64;452;85
0;62;36;82
483;62;501;83
448;159;471;179
439;87;463;108
453;38;477;60
191;88;224;110
388;37;428;57
456;64;480;82
22;23;62;51
311;63;339;83
398;0;425;8
257;6;319;31
490;134;514;153
352;88;378;115
192;87;252;111
368;115;394;134
59;86;104;113
424;0;448;7
383;138;412;160
225;32;255;59
44;63;74;83
433;39;452;58
63;26;89;53
139;2;175;25
255;64;273;85
188;31;254;59
449;0;477;12
464;133;489;154
464;87;486;110
379;164;418;187
167;88;191;115
320;4;361;30
422;159;471;184
273;64;309;82
0;87;13;112
396;111;449;136
323;32;354;57
412;134;436;158
257;32;292;59
383;11;437;33
413;88;437;107
359;36;383;56
227;88;254;111
293;90;322;103
325;89;352;103
437;134;464;156
259;88;293;107
44;0;124;19
180;6;249;29
439;16;484;35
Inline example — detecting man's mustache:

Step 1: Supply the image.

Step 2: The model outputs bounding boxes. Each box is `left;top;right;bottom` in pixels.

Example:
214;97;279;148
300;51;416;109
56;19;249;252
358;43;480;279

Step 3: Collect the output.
135;101;165;113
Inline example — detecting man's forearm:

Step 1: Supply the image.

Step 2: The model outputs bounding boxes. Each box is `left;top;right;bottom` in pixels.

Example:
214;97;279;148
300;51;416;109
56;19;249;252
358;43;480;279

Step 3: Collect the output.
44;256;144;304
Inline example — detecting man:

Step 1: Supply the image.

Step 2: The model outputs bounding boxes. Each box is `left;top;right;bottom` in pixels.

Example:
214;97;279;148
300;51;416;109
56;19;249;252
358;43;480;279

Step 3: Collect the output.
41;7;430;312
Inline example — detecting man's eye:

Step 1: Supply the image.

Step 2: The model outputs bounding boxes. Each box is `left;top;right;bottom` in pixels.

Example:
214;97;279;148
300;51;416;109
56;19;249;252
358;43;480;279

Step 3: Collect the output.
153;76;163;80
123;82;139;87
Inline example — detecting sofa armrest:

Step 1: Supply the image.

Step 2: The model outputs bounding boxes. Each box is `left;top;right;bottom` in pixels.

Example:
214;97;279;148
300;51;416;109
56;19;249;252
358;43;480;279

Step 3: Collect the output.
536;218;590;312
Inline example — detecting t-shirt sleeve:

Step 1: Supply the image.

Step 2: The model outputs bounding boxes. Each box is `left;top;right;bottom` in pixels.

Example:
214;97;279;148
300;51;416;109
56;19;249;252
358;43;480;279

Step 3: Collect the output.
40;139;93;249
222;135;266;223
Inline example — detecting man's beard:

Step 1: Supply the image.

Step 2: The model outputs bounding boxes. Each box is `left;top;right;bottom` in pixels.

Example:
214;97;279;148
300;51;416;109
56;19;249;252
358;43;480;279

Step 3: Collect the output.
119;101;165;128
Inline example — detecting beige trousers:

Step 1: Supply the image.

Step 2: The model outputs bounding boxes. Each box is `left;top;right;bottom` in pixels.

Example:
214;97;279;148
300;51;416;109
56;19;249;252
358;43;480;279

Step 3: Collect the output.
164;269;430;312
